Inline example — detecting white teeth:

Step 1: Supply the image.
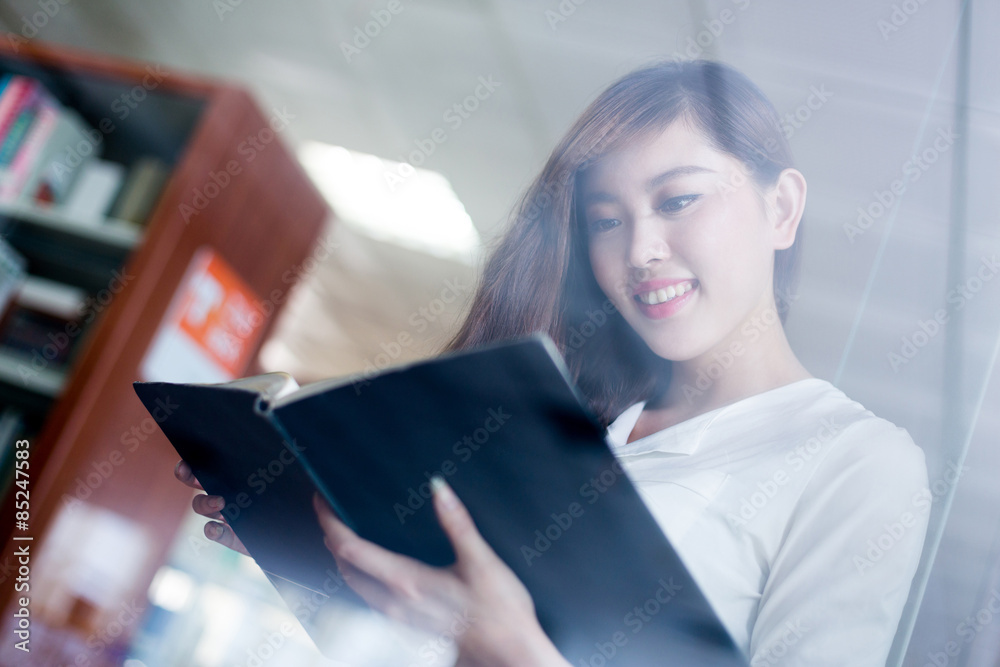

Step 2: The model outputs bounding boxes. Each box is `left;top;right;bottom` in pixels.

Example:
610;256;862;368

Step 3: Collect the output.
639;281;695;305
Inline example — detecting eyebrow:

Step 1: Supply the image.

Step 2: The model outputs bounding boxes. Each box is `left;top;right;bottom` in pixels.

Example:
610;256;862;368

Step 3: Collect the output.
648;165;716;189
581;165;716;205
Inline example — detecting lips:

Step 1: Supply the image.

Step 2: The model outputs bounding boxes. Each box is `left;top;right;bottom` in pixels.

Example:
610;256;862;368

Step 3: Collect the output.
631;278;698;319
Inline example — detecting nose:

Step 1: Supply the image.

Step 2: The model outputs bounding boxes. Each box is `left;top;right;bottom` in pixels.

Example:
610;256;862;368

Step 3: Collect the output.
626;216;670;270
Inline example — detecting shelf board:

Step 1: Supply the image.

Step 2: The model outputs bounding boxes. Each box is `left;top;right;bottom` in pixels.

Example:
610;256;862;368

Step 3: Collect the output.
0;350;67;398
0;202;142;250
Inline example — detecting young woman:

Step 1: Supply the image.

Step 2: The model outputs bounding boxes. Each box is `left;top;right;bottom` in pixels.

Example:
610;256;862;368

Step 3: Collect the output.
178;60;929;666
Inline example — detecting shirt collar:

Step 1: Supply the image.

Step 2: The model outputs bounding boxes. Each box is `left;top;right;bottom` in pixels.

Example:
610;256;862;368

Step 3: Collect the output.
605;401;726;457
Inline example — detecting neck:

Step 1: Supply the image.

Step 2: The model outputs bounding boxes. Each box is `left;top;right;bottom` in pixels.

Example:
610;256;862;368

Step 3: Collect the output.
657;302;811;416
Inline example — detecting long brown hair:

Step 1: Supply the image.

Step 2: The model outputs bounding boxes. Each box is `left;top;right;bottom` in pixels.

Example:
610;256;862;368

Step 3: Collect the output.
447;60;802;426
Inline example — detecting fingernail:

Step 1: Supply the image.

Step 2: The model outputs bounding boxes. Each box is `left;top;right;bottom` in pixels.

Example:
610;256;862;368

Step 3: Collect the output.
210;496;225;510
175;461;185;476
206;523;222;539
431;476;458;510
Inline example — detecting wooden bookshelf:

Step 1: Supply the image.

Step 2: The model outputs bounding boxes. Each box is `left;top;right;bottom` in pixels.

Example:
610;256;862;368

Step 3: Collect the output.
0;40;329;658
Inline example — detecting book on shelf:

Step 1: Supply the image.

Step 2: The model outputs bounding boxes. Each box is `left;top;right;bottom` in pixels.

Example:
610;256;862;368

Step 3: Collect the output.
0;275;87;369
0;75;34;142
134;334;747;666
0;80;41;166
1;92;59;201
61;159;125;224
18;106;94;207
0;76;64;200
0;235;26;318
0;407;25;503
0;74;166;226
109;157;170;226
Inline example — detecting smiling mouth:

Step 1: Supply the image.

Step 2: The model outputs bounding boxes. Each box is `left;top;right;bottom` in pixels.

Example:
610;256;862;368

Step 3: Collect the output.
634;280;697;305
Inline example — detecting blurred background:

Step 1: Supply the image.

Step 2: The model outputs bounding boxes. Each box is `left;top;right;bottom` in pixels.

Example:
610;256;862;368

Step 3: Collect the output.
0;0;997;665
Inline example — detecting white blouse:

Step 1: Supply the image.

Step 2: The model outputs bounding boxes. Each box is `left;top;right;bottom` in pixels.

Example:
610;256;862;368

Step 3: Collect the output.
605;378;929;666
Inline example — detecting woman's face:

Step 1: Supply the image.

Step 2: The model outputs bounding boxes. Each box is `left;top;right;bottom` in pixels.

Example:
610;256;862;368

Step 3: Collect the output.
580;117;800;363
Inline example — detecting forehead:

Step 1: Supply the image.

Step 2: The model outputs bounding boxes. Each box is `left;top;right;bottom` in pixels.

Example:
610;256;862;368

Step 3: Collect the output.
578;118;733;191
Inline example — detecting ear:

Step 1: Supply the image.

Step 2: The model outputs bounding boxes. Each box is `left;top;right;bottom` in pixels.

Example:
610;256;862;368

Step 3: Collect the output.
767;168;807;250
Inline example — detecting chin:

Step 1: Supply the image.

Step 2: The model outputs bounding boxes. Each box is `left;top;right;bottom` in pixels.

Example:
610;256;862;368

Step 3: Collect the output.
640;337;705;363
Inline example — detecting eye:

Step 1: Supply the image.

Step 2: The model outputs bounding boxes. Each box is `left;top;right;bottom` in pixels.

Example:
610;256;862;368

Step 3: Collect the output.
588;218;621;234
658;194;700;214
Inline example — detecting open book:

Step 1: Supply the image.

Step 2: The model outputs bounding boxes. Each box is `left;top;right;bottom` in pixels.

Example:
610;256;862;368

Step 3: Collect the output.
134;334;747;665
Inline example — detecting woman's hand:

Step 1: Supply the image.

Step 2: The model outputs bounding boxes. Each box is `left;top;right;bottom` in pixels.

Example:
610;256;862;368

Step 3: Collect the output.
314;477;570;667
174;459;250;556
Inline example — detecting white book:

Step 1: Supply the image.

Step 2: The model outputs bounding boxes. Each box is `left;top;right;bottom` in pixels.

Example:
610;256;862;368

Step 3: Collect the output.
17;108;96;206
61;159;125;225
15;275;87;320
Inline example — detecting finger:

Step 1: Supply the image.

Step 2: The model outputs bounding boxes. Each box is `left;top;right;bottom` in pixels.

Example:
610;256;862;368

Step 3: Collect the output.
175;460;204;490
337;560;447;632
430;476;497;569
191;493;225;519
313;494;428;601
205;520;251;556
333;559;396;611
312;493;358;555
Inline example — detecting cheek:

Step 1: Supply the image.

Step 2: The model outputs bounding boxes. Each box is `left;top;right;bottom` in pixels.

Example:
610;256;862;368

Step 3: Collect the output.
688;203;772;282
588;242;625;303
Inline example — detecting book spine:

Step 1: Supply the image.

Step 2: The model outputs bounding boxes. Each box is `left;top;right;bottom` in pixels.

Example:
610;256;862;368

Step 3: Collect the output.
266;409;359;532
109;158;169;225
0;80;39;163
0;75;25;140
0;237;26;318
60;160;125;223
28;110;96;206
0;97;58;202
14;275;87;320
